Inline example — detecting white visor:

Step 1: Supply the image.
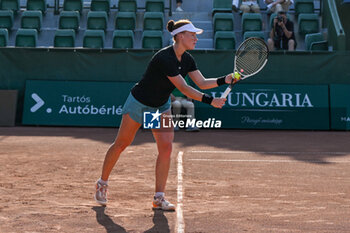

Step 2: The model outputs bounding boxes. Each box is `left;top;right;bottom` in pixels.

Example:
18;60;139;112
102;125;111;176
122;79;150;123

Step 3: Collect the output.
170;23;203;36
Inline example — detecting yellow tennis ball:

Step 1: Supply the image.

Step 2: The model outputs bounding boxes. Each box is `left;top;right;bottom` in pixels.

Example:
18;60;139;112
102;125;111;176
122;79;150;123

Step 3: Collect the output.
234;72;241;80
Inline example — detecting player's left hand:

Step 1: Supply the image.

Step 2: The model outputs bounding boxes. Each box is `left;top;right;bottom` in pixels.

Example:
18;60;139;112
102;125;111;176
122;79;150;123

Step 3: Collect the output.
211;97;226;108
225;73;234;84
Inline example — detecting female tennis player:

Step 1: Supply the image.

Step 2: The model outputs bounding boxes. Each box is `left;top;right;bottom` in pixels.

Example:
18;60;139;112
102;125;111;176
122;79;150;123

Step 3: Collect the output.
95;19;234;211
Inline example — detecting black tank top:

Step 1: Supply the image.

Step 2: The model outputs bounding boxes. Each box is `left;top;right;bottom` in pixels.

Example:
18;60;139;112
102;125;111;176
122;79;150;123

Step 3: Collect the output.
131;46;197;107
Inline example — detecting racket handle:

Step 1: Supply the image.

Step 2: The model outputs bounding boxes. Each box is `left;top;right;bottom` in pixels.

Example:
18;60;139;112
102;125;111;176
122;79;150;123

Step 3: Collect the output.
221;85;232;98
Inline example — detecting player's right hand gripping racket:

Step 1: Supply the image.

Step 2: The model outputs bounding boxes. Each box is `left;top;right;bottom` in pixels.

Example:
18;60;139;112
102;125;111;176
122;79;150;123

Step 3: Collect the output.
221;37;269;98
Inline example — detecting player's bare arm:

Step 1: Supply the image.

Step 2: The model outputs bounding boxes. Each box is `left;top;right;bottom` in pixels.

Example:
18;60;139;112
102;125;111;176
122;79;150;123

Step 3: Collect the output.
168;74;226;108
188;70;233;90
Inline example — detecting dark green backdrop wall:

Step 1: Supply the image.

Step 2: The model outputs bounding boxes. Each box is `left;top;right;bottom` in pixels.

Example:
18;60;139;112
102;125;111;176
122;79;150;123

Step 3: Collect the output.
1;48;350;124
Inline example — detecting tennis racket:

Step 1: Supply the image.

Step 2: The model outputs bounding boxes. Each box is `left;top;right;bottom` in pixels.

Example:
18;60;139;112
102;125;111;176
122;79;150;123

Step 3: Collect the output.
221;37;269;98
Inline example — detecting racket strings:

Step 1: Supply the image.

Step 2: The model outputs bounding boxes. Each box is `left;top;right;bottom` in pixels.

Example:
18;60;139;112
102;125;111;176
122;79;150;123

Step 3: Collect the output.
237;48;267;74
237;50;267;74
235;38;268;76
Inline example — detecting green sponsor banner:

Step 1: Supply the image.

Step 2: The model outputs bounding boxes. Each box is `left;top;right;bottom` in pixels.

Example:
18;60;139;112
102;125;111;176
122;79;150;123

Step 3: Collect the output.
23;81;330;129
330;84;350;130
22;80;135;126
195;84;330;130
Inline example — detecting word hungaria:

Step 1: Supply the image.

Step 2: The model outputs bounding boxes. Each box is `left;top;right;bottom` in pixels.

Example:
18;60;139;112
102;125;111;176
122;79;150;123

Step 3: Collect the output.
214;92;314;107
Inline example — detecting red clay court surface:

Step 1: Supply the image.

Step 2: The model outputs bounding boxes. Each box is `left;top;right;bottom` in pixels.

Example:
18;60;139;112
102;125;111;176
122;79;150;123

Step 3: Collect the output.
1;127;350;233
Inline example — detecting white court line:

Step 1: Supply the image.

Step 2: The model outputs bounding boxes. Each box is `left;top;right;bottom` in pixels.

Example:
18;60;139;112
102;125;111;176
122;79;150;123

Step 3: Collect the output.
188;158;350;163
176;151;185;233
189;151;349;155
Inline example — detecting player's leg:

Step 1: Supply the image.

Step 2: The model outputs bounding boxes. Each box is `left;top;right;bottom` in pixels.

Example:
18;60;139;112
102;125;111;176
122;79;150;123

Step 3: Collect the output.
151;109;175;210
95;113;141;205
152;109;174;193
101;113;141;181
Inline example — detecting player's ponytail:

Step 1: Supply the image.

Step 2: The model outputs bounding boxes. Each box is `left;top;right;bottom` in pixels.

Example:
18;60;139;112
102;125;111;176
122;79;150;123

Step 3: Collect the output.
167;20;175;32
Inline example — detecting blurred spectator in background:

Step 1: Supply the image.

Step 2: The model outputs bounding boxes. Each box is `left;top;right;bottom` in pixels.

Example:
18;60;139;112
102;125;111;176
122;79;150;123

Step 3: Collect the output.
267;11;296;51
176;0;183;11
232;0;260;13
171;76;199;132
171;94;199;132
232;0;239;12
265;0;292;13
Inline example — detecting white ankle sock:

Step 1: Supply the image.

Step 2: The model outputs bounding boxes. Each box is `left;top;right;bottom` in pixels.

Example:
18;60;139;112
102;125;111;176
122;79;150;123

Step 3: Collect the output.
98;178;108;186
155;192;164;198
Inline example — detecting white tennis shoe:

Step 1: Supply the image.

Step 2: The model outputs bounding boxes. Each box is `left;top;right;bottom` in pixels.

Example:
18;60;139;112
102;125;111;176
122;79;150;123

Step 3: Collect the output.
152;196;175;211
94;181;108;206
